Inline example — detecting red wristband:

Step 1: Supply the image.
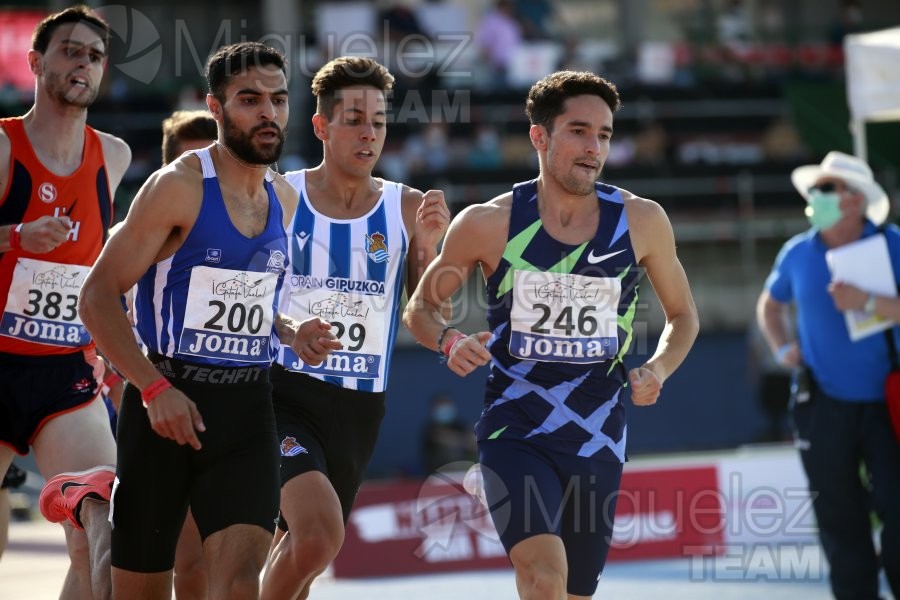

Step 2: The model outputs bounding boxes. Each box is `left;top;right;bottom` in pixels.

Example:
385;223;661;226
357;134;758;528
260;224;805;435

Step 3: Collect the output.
141;376;172;405
103;371;124;389
8;223;22;251
442;332;466;357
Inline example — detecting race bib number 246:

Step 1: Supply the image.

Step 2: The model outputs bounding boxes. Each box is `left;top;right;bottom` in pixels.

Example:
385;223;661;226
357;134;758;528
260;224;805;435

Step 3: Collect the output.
509;270;621;363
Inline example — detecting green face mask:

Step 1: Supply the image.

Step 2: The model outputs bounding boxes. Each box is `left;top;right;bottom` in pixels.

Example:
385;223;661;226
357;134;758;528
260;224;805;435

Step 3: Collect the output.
805;192;842;230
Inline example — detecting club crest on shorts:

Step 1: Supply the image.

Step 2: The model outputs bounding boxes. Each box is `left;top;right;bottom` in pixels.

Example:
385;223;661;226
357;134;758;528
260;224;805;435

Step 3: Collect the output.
71;377;93;393
280;436;308;457
365;232;389;263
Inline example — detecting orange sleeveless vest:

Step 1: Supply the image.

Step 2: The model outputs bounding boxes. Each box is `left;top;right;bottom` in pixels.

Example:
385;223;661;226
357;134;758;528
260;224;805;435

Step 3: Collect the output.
0;117;112;356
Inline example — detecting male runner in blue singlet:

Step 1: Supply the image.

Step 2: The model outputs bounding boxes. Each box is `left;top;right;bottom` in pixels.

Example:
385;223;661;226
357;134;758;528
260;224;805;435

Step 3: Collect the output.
404;71;699;599
78;42;338;599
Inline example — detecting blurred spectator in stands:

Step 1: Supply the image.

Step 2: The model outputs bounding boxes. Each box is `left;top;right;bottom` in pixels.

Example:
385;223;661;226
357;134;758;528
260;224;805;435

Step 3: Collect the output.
381;2;428;42
379;1;437;96
405;122;451;174
475;0;523;89
717;0;751;46
714;0;753;82
762;118;806;162
421;394;476;474
759;4;785;43
466;124;503;171
828;0;864;47
557;36;596;73
633;121;669;166
515;0;554;40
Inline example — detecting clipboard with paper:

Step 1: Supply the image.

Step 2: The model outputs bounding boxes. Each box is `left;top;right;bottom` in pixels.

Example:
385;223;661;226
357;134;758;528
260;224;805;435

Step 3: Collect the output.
825;234;897;341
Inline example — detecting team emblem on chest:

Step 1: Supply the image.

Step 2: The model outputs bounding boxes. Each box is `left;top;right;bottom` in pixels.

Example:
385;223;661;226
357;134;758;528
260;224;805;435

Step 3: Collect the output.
365;232;389;263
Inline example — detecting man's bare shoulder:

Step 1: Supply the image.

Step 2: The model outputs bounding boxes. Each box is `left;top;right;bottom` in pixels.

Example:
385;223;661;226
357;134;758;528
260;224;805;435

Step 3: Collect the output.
621;188;668;229
620;188;675;262
140;156;203;207
95;130;132;177
95;130;130;154
399;182;423;203
269;170;299;202
458;191;512;228
163;151;204;179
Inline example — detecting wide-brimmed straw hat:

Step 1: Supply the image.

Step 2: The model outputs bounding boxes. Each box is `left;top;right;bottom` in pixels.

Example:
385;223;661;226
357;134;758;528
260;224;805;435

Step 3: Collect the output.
791;151;890;225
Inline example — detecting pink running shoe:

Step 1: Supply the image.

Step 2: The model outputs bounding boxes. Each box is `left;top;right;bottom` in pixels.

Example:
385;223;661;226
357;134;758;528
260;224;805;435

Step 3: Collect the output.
39;465;115;530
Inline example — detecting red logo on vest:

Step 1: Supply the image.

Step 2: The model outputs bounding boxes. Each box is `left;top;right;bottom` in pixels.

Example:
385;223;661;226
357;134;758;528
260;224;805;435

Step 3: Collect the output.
39;182;57;203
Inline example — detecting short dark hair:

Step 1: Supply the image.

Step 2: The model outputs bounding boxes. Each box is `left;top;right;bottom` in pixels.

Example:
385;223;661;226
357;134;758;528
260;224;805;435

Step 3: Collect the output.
205;42;287;101
32;5;111;55
161;110;217;165
525;71;621;132
311;56;394;119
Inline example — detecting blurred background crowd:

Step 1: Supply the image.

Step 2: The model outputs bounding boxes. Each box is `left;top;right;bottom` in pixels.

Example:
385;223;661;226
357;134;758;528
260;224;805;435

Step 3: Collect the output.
2;0;899;481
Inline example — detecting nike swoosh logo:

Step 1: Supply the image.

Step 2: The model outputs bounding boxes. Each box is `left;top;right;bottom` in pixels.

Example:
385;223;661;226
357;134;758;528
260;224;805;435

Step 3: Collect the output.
60;481;89;496
295;232;310;251
586;249;626;264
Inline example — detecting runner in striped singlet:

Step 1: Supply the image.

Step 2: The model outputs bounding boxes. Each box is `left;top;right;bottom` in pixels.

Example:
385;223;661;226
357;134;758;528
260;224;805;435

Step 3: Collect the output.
261;57;450;600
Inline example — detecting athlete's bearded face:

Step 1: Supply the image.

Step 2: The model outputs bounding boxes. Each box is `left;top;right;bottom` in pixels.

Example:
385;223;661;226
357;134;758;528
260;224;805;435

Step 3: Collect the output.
218;66;289;165
222;110;286;165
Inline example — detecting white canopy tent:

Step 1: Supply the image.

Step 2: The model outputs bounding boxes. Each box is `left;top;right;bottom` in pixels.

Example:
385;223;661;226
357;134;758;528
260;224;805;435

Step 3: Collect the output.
844;26;900;162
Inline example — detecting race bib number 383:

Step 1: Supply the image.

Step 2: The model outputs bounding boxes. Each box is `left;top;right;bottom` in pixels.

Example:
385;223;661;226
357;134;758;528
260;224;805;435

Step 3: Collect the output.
509;270;621;363
179;266;277;363
1;257;89;347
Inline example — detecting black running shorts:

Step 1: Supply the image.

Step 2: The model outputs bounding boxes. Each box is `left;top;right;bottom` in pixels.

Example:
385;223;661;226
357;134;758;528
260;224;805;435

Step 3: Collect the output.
2;463;26;489
272;365;385;527
0;351;97;455
110;355;280;573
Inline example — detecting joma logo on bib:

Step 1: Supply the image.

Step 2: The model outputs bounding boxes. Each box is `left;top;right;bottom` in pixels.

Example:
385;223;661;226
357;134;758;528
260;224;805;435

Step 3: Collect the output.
291;353;373;374
6;317;84;344
284;348;381;379
516;333;615;361
186;333;265;357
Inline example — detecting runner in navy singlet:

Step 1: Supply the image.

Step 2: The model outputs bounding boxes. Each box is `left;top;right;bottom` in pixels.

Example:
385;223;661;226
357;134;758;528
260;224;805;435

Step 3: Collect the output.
404;71;699;599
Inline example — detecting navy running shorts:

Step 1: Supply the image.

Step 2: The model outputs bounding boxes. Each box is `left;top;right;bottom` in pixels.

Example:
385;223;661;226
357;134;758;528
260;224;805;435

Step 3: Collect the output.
271;365;385;528
479;437;623;597
110;354;280;573
0;351;98;455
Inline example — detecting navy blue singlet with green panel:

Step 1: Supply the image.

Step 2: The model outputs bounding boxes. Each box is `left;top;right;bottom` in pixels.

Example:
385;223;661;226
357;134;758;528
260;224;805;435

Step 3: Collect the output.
476;179;641;463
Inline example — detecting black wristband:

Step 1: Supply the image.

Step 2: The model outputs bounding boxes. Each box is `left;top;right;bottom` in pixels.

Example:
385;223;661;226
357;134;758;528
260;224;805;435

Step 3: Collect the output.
436;325;457;355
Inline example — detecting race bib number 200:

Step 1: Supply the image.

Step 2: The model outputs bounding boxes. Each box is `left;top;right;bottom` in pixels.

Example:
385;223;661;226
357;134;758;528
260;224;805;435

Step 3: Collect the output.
509;270;621;363
1;257;89;347
179;266;277;363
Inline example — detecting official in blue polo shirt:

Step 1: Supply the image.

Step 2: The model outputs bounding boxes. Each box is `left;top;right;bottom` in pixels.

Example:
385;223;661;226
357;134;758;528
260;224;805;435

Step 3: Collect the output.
757;151;900;600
